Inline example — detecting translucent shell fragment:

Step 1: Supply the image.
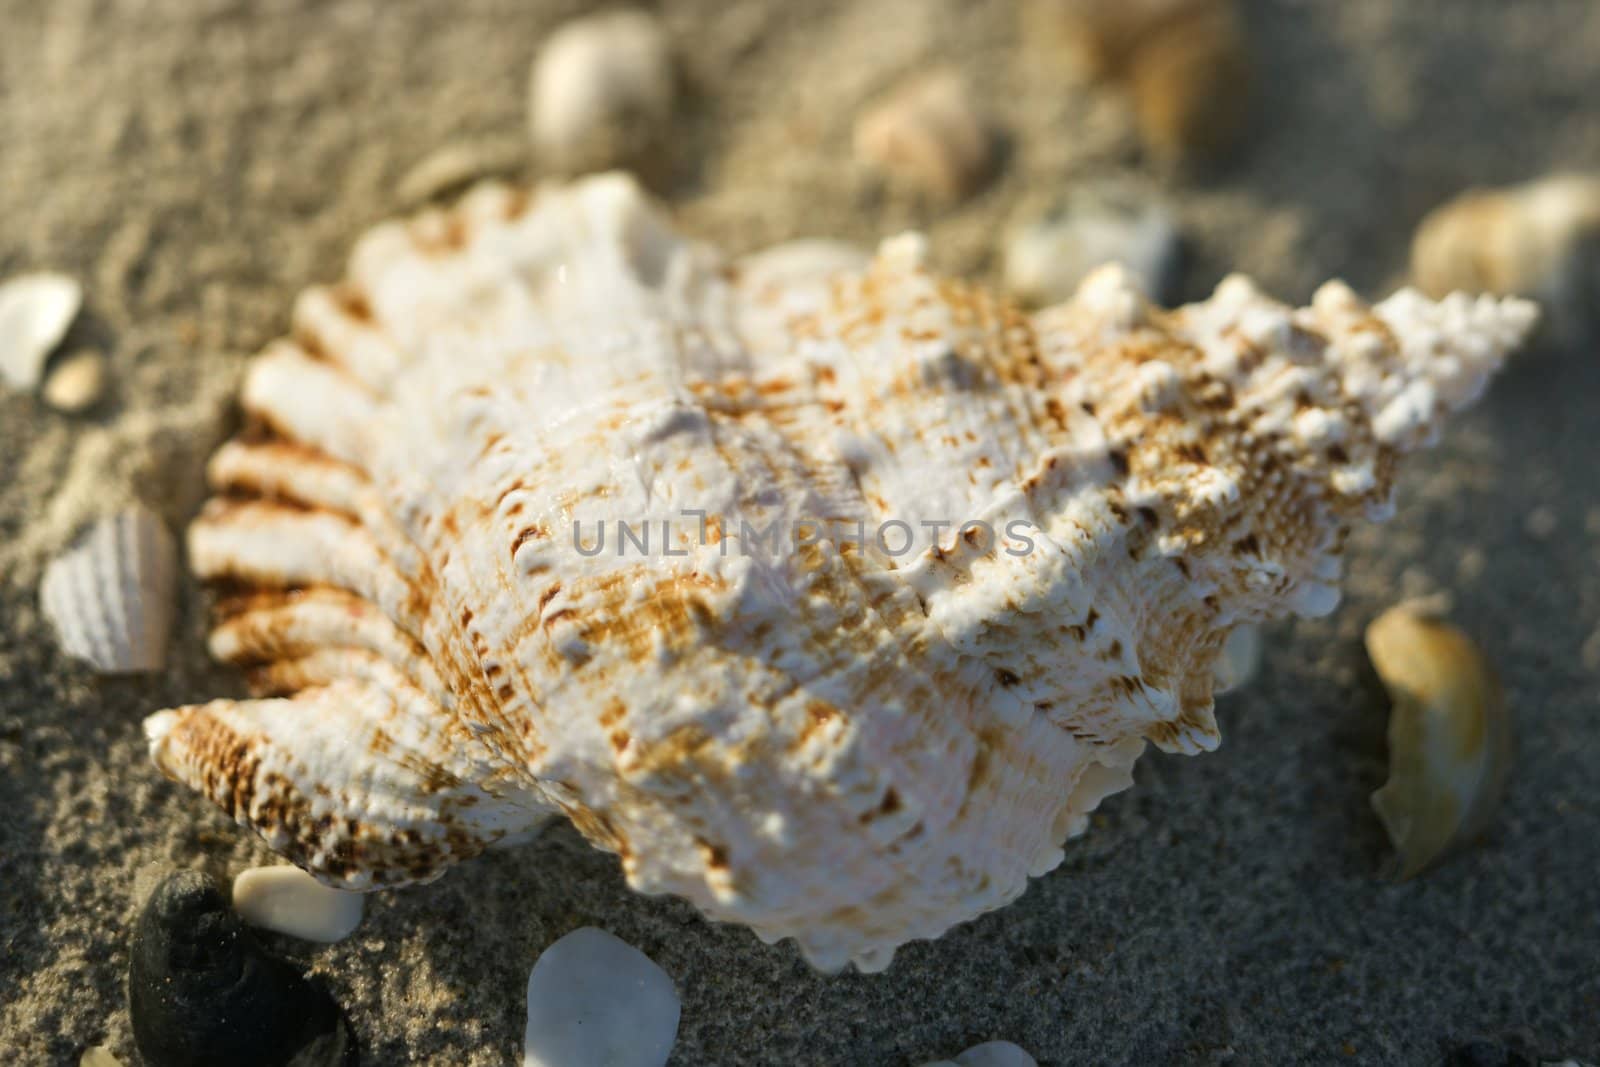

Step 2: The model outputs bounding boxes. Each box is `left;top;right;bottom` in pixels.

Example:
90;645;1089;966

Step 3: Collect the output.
145;173;1535;971
1366;605;1512;880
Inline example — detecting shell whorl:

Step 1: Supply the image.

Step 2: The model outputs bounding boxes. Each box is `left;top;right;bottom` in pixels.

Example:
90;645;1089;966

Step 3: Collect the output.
146;173;1536;970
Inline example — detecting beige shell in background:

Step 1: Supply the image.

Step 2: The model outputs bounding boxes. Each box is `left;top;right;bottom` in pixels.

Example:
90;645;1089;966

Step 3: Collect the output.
1366;605;1511;880
1412;174;1600;344
1045;0;1251;166
144;173;1535;972
42;506;177;673
854;71;998;202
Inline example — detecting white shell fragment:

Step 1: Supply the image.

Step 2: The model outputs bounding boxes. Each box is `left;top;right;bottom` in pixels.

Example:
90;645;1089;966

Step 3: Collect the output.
529;10;675;176
1005;188;1181;307
232;864;365;943
42;348;108;413
920;1040;1040;1067
523;927;680;1067
1366;605;1511;880
0;271;82;389
1412;174;1600;344
79;1048;124;1067
1212;623;1262;694
144;174;1536;972
42;506;177;673
854;71;997;201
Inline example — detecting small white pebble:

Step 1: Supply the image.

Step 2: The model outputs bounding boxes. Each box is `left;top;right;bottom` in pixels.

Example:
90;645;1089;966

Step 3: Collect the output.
1456;545;1487;583
232;865;364;943
0;271;82;389
79;1048;124;1067
1524;506;1558;540
1005;192;1181;308
529;10;675;175
524;927;679;1067
854;71;997;203
918;1042;1039;1067
42;348;107;413
954;1042;1039;1067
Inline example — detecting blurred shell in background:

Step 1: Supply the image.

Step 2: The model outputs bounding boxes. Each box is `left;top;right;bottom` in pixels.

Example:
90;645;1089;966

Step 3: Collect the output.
1045;0;1251;167
40;506;177;674
528;10;676;177
854;70;1000;203
1412;174;1600;346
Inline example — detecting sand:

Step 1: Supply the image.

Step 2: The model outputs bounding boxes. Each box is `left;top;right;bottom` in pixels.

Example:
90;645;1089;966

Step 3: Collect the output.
2;1;1598;1064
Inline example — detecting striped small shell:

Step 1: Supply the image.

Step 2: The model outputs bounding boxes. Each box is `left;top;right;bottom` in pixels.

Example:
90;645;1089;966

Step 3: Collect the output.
43;506;177;673
145;173;1535;971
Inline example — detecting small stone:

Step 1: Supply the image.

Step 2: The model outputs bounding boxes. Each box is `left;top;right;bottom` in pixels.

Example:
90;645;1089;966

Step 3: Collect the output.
42;348;108;413
129;870;357;1067
1457;546;1488;583
954;1042;1039;1067
1524;507;1558;540
529;10;676;177
233;865;365;943
79;1048;124;1067
0;271;82;389
854;71;998;203
918;1042;1039;1067
523;927;679;1067
1005;186;1181;307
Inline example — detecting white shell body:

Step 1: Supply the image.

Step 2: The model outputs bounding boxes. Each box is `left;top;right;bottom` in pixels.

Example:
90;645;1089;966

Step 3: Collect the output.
42;506;177;673
145;173;1535;972
0;271;82;389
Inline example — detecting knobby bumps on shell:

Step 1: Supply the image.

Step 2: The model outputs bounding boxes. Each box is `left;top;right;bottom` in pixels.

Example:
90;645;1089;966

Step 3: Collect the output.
144;173;1536;973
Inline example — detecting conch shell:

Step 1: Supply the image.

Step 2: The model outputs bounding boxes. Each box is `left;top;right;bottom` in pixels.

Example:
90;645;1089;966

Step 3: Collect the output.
144;173;1536;971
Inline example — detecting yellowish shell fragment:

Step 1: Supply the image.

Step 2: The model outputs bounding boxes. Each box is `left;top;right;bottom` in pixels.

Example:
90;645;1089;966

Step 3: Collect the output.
1366;605;1511;880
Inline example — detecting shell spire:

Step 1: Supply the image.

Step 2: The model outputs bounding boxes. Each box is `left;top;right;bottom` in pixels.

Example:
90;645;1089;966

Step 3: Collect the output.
145;174;1536;971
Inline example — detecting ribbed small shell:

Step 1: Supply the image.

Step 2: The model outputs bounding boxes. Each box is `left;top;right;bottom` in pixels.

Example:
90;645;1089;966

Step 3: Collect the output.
42;506;177;673
144;174;1536;972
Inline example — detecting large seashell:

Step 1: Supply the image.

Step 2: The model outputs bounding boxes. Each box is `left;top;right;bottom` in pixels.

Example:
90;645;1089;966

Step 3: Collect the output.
1411;174;1600;344
42;506;178;673
144;173;1536;972
1366;605;1511;880
0;271;82;389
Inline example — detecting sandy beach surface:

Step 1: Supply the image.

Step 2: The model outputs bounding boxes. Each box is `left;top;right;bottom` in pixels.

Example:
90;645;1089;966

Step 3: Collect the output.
2;1;1598;1064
